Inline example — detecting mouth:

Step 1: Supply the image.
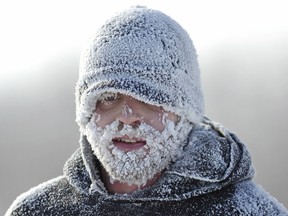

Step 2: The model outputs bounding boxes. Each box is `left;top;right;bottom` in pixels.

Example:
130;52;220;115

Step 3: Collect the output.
112;135;146;151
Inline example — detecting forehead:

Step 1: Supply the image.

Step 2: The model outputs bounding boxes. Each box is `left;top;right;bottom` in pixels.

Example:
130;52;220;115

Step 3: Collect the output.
95;91;179;123
96;91;178;116
98;92;144;102
97;91;164;110
99;92;156;104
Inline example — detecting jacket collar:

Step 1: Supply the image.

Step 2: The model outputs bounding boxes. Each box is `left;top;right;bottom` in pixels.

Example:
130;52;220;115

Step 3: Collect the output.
64;117;255;201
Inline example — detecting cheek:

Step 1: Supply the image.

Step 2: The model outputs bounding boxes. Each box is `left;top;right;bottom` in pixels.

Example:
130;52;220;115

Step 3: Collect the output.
94;109;117;127
166;112;179;123
146;111;172;132
148;111;178;132
148;114;165;131
94;113;105;127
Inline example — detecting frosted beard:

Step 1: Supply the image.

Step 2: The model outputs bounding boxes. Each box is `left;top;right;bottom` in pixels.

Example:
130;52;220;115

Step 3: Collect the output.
85;114;193;187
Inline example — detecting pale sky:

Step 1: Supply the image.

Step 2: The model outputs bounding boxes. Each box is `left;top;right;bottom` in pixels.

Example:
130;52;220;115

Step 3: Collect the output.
1;0;287;82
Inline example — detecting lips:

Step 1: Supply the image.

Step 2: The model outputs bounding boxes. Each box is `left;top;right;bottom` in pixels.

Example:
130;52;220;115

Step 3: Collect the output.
112;135;146;151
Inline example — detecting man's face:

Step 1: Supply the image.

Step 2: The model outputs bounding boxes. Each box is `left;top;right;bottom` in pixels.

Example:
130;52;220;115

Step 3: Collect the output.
95;93;178;151
85;92;192;187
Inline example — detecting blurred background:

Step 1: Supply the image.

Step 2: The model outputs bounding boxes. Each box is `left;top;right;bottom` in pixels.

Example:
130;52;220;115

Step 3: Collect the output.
0;0;287;214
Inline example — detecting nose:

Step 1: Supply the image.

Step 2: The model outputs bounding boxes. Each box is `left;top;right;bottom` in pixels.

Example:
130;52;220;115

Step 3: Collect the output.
116;99;142;127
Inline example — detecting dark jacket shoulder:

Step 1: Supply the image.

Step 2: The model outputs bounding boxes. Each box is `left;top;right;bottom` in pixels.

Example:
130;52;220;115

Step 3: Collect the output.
5;176;81;216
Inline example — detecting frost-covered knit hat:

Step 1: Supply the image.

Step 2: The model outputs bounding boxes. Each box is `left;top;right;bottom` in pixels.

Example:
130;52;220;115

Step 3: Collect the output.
75;6;204;129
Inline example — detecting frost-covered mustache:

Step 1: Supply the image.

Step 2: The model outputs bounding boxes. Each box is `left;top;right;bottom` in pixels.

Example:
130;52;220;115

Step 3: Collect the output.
98;120;165;146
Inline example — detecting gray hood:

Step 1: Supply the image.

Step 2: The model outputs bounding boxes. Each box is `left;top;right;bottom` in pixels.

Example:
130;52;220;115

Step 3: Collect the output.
64;117;255;201
75;6;204;130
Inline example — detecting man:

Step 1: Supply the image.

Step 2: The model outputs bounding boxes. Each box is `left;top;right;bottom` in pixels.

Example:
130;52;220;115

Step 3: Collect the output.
6;6;288;215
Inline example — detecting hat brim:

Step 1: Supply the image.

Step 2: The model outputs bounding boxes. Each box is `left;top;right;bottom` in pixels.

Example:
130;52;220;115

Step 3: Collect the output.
77;78;177;126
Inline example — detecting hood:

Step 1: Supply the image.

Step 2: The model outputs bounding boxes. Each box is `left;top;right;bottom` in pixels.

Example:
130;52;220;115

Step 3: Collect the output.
64;117;255;201
75;6;204;130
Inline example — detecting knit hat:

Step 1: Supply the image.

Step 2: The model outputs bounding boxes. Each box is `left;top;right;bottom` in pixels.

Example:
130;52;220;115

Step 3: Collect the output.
75;6;204;129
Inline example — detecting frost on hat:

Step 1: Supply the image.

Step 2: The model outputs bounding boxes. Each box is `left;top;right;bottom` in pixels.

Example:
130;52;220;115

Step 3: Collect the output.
75;6;204;128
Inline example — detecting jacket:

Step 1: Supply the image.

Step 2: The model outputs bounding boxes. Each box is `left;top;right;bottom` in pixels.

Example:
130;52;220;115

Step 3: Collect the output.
5;117;288;215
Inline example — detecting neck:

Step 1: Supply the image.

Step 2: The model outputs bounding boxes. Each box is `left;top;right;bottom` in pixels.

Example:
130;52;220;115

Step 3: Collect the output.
100;167;163;194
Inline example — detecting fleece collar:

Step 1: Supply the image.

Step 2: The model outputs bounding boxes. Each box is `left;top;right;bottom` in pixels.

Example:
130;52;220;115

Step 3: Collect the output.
64;117;255;201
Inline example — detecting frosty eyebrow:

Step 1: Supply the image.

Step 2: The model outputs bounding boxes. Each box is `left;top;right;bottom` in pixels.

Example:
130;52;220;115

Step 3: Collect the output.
98;92;119;102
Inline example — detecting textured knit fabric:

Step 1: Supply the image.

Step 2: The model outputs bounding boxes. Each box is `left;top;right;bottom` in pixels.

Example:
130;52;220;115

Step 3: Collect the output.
75;6;204;130
5;118;288;215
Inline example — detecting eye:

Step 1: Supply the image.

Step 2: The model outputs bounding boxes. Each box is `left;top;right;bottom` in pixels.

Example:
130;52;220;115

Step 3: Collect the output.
99;92;118;101
97;92;121;109
102;95;118;102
